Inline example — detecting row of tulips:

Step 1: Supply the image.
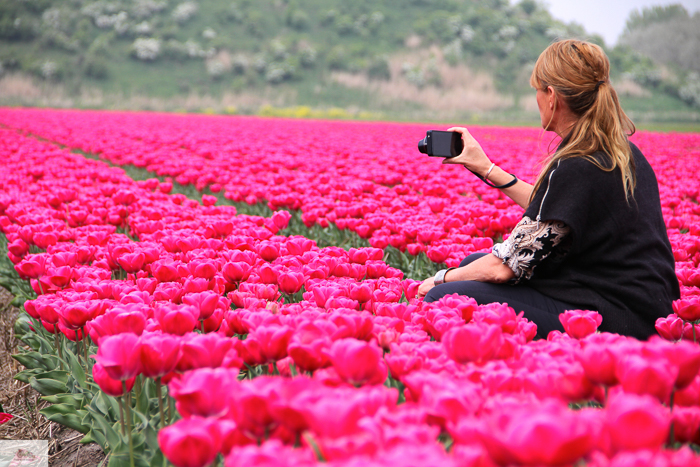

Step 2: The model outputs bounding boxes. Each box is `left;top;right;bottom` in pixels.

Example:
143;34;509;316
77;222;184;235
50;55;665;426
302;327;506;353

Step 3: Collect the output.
1;108;698;275
0;114;699;466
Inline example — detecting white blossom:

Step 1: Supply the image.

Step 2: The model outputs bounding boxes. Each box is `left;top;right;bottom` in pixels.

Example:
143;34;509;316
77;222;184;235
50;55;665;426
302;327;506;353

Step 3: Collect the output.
173;2;198;23
133;38;161;60
460;25;475;42
499;25;519;39
202;28;216;40
680;73;700;107
41;61;58;79
42;8;61;30
133;21;152;35
132;0;167;18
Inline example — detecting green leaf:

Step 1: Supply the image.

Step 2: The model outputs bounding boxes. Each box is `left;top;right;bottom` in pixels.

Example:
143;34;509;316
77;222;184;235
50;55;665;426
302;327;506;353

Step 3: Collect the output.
12;351;57;371
86;406;122;450
34;369;69;384
85;428;107;450
143;421;159;453
42;393;84;408
64;347;87;388
149;450;165;467
136;382;150;415
14;368;42;384
29;375;69;396
108;452;150;467
40;406;89;433
19;333;43;352
94;391;113;417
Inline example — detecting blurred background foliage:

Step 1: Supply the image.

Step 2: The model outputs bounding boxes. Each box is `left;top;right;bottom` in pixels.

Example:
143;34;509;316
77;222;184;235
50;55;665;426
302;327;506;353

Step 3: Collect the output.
0;0;698;125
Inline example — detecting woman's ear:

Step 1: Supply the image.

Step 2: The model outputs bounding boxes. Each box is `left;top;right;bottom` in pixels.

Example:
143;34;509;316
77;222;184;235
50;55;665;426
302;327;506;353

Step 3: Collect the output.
547;86;556;109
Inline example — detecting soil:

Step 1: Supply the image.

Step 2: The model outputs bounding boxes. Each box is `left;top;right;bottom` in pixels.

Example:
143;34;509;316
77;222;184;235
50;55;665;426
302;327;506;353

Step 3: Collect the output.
0;287;106;466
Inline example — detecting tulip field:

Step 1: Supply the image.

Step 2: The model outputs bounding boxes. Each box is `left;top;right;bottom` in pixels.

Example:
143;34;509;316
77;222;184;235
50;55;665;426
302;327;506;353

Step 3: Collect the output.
1;108;700;467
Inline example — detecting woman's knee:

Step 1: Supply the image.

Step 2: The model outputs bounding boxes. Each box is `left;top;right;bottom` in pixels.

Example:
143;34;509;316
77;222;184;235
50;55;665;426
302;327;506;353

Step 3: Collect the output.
459;252;488;268
424;283;461;303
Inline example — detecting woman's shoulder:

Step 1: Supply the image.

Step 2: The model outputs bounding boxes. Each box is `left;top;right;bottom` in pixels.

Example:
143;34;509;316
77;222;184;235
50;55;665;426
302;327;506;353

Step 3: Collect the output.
554;153;612;177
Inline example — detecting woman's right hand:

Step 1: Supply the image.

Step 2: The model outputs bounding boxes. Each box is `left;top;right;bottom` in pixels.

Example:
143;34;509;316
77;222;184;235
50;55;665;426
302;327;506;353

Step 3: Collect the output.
444;127;493;176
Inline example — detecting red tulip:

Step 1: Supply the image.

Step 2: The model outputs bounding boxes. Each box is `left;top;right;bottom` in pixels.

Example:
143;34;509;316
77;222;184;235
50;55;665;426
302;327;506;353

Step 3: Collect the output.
288;321;334;372
222;261;252;284
93;333;142;380
326;338;387;386
158;417;222;467
277;270;304;294
251;325;294;363
655;314;685;341
182;291;220;320
93;362;136;397
140;332;181;378
442;322;503;365
674;298;700;322
155;304;198;335
476;400;599;466
615;352;677;402
559;310;602;338
169;368;238;418
604;392;670;452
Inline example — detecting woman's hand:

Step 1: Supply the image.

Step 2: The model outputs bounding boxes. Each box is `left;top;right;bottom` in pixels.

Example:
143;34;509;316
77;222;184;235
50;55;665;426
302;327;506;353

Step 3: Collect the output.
416;277;436;299
444;127;492;177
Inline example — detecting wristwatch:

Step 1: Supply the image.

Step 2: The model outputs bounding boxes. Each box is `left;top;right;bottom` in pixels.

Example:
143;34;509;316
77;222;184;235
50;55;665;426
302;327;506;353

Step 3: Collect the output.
433;267;455;285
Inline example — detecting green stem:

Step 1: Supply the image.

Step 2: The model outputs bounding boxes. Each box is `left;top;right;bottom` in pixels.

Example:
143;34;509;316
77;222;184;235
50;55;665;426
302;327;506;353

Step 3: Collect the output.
168;394;174;424
135;375;142;403
82;326;90;376
156;377;165;428
122;381;135;467
54;332;64;371
117;396;126;436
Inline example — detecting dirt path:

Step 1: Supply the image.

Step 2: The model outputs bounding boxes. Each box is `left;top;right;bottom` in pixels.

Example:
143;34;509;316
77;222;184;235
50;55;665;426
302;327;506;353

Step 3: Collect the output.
0;288;105;466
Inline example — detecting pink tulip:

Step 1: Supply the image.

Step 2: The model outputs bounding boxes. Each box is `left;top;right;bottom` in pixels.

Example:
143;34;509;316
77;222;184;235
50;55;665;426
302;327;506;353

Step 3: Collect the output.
674;298;700;322
277;270;304;294
559;309;602;338
169;368;238;418
655;313;685;341
326;338;387;386
158;417;222;467
442;322;503;365
604;392;670;453
140;332;181;378
93;333;142;380
93;362;136;397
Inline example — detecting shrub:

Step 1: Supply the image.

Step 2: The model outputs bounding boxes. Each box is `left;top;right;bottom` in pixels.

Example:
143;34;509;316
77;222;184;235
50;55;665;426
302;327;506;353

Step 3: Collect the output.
132;37;161;61
172;2;198;24
84;54;109;79
367;56;390;80
287;9;310;31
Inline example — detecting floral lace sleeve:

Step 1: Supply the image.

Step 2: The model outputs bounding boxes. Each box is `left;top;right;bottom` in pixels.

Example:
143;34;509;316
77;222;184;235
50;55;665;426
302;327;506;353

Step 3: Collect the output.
492;216;571;284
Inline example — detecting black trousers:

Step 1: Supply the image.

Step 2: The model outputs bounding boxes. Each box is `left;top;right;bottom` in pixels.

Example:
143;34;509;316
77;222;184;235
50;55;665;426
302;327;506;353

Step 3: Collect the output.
424;253;574;338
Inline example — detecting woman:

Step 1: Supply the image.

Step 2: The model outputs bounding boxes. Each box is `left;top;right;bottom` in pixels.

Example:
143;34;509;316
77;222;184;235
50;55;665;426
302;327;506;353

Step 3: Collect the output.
417;39;679;340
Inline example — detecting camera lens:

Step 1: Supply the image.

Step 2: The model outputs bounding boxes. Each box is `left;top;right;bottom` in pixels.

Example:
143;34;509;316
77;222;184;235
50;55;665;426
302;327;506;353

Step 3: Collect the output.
417;137;428;154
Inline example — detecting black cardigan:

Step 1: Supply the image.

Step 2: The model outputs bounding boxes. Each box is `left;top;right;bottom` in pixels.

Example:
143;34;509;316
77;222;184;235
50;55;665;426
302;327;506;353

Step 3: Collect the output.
523;142;679;339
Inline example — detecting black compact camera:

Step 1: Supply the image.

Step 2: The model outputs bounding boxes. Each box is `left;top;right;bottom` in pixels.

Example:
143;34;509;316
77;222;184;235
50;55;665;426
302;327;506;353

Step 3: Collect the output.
417;130;463;158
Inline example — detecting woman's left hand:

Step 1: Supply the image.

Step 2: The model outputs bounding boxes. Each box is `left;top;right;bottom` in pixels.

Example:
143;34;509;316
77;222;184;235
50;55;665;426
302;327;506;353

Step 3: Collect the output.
417;277;436;299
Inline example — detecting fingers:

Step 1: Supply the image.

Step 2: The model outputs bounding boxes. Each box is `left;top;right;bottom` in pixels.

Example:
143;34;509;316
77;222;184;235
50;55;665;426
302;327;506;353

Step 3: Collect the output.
447;126;470;136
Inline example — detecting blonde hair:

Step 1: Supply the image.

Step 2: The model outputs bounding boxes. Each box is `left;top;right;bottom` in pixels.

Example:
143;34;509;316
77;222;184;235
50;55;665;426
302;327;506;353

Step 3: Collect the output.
529;39;636;201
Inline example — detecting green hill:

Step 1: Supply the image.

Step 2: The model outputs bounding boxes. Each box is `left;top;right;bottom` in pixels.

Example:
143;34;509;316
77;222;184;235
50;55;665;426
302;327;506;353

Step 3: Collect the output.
0;0;698;124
